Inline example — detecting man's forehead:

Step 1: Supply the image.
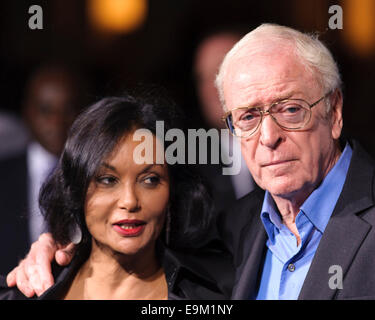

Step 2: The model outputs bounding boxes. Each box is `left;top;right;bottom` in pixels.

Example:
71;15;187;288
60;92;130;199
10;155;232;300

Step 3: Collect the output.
223;49;318;109
228;45;303;80
226;81;302;109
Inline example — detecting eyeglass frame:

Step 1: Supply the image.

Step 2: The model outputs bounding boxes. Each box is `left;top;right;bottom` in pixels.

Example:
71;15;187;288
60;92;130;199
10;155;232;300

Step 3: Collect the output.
221;91;332;138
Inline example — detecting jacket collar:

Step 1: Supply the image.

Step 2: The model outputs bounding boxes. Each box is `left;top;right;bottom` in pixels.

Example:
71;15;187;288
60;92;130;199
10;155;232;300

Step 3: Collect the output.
231;187;267;300
160;241;234;299
298;139;375;299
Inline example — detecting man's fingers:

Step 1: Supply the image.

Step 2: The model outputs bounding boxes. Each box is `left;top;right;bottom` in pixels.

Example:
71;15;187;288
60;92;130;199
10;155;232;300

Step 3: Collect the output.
37;233;58;261
55;243;75;266
32;252;55;296
14;264;35;298
6;268;17;287
26;265;44;296
25;255;54;297
4;233;60;298
5;234;73;298
9;233;58;297
25;265;53;297
25;233;59;295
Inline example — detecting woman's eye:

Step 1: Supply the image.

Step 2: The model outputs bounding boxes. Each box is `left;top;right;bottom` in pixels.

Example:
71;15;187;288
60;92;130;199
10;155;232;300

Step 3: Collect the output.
96;176;117;186
143;175;161;186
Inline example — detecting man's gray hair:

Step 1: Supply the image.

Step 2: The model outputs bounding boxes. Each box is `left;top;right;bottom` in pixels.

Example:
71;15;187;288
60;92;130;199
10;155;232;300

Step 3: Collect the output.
215;23;342;112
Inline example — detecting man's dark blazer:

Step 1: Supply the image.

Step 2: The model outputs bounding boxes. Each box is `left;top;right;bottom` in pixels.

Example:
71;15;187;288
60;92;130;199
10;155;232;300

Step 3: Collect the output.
0;152;30;275
192;135;255;212
219;140;375;300
194;163;238;212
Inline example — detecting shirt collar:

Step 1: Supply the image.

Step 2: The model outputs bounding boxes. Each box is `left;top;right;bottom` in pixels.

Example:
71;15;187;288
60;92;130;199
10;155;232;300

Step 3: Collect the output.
260;191;282;244
300;142;352;232
27;141;58;176
260;142;353;238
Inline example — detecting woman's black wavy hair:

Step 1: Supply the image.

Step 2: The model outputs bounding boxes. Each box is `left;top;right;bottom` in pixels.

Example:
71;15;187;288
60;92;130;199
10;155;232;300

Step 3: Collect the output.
39;91;215;252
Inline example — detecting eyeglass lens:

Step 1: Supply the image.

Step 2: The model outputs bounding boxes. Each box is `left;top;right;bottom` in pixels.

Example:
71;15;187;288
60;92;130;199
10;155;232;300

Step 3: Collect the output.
227;99;311;136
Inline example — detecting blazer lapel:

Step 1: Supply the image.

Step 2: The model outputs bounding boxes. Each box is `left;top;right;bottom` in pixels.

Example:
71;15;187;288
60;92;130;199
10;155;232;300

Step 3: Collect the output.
298;210;371;299
232;227;267;299
299;140;374;299
232;192;267;300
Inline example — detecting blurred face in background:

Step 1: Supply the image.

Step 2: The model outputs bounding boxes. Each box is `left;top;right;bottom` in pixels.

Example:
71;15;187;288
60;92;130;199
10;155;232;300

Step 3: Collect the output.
194;32;240;129
23;68;81;156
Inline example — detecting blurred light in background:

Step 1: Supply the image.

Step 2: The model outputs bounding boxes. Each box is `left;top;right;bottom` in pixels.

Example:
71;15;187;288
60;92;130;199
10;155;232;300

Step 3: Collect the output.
87;0;148;34
343;0;375;56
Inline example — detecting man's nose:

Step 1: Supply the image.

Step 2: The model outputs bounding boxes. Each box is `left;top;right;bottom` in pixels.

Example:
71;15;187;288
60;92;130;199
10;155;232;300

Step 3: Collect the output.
259;114;283;149
118;183;140;212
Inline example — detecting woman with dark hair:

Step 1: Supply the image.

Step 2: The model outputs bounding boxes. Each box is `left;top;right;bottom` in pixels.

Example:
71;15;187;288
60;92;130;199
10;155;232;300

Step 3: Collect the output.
0;94;232;299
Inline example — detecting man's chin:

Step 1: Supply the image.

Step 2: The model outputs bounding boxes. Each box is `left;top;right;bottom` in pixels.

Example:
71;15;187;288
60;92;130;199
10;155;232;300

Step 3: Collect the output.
263;179;303;199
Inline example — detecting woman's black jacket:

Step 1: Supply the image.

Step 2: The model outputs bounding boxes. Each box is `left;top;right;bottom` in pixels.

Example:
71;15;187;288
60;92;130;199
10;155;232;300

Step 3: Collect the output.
0;242;234;300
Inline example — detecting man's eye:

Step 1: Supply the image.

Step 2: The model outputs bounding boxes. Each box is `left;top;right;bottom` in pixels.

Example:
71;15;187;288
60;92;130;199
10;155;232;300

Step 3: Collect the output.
239;111;258;121
281;105;302;114
242;114;254;121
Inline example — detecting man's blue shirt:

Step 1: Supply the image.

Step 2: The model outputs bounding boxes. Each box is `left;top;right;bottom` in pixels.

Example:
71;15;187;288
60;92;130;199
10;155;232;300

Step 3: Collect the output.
256;143;352;300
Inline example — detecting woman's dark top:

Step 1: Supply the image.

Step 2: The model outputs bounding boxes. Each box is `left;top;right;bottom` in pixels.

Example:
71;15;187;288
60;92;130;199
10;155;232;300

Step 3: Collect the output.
0;242;234;300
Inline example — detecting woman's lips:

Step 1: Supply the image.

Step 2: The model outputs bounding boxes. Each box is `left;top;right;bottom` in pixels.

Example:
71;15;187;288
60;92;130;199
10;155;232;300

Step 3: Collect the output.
112;219;146;237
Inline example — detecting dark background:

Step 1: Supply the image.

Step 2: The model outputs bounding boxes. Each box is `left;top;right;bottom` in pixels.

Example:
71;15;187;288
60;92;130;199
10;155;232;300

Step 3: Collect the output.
1;0;374;153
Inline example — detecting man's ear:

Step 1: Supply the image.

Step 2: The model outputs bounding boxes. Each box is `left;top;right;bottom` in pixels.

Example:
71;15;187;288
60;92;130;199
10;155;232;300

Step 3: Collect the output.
329;88;343;140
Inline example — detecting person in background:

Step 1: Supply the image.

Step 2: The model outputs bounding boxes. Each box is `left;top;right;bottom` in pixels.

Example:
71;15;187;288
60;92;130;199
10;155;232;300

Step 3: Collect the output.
0;63;85;274
193;29;255;211
0;110;28;160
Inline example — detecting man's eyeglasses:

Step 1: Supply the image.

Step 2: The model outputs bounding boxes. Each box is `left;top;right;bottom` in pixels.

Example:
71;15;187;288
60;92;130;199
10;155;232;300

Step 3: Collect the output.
221;92;332;138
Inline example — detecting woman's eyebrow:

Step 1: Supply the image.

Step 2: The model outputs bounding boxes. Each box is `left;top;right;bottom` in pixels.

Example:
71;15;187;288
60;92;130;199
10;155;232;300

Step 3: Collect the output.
100;162;165;174
140;163;165;174
101;162;117;172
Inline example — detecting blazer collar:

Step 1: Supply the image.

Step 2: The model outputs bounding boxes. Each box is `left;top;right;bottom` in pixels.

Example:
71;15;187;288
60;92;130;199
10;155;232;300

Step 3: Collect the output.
231;188;268;299
298;140;375;299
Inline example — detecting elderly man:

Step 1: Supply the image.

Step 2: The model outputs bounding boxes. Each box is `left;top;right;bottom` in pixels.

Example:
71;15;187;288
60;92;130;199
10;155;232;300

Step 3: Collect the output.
5;24;375;300
215;24;375;300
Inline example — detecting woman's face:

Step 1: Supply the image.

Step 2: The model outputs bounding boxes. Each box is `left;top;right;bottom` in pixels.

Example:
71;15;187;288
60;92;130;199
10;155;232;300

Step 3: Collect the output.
84;132;170;257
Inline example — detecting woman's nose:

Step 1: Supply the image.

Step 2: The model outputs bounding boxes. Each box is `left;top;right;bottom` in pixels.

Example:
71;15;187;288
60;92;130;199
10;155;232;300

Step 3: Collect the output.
118;183;140;212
